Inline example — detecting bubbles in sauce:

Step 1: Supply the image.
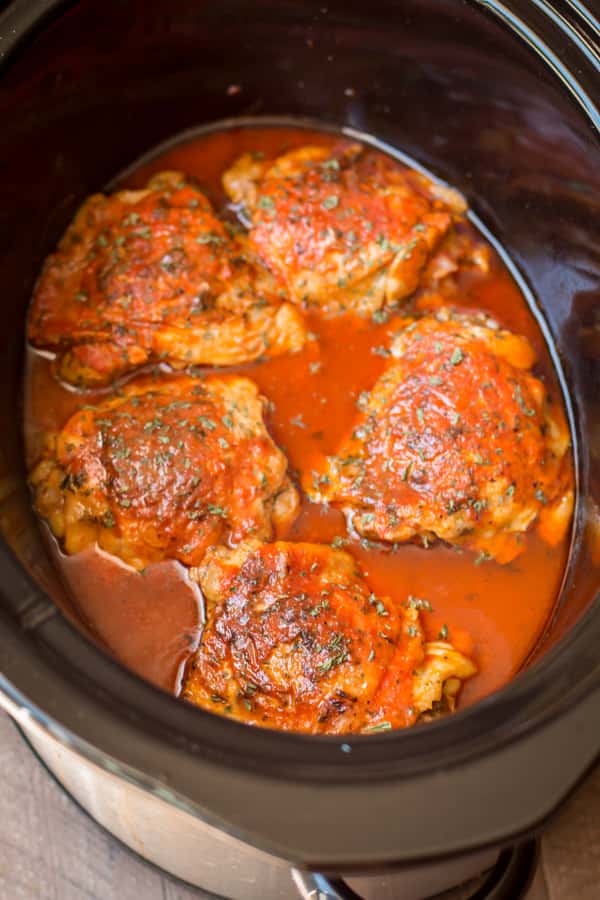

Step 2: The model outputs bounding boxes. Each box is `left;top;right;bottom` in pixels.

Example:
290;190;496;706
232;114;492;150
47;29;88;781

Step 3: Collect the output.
24;124;572;707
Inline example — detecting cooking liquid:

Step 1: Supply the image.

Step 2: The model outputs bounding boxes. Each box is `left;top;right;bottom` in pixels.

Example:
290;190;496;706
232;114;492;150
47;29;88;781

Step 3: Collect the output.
24;125;572;708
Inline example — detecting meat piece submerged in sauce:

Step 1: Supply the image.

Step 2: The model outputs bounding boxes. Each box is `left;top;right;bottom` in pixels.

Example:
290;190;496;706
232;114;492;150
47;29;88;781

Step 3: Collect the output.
223;143;487;315
306;311;573;563
28;171;306;387
29;373;299;570
183;540;476;733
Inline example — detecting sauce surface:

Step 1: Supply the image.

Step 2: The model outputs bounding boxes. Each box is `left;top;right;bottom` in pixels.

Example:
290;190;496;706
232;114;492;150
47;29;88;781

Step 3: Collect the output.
24;125;572;706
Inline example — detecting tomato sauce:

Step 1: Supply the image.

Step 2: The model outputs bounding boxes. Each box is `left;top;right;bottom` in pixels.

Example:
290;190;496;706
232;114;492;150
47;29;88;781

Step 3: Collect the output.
24;125;572;708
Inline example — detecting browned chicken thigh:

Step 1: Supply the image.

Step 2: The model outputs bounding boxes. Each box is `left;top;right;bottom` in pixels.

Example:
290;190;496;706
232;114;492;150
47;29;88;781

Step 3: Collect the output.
183;540;476;733
223;143;487;315
30;374;299;570
28;171;306;387
305;311;573;563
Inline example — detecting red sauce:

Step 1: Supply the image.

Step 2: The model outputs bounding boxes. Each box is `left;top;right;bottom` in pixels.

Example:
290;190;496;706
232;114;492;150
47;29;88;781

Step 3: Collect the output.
56;545;203;693
24;126;572;707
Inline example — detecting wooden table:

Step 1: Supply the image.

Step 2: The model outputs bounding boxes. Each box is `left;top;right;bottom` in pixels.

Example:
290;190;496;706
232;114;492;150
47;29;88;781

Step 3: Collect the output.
0;712;598;900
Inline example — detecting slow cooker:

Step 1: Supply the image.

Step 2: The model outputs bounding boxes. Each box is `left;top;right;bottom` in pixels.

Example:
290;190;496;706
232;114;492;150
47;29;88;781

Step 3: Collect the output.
0;1;598;898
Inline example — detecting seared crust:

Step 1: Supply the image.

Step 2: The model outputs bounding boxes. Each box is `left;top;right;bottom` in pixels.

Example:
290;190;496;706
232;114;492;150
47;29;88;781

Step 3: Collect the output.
305;311;573;563
223;143;487;315
183;540;475;733
28;171;306;387
30;374;299;570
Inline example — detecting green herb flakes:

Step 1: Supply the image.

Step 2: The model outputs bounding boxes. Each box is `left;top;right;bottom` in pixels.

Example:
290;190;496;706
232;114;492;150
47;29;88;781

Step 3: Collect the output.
363;721;392;732
407;595;432;612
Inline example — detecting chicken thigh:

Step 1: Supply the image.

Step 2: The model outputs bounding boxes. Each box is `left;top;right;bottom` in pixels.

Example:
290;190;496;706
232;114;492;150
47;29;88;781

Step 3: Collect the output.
30;374;299;570
183;539;476;733
223;143;486;315
28;171;306;387
305;312;573;563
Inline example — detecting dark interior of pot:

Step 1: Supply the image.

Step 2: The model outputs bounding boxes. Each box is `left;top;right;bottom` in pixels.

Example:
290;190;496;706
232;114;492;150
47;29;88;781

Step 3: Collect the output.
0;0;598;869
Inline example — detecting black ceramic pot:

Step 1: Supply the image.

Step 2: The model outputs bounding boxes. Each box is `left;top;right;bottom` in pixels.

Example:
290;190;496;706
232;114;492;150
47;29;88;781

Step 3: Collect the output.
0;2;598;898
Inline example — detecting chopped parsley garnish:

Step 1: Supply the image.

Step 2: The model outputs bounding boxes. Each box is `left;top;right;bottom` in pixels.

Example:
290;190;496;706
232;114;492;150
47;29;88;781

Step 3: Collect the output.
474;550;491;566
372;345;391;358
197;415;216;431
320;158;340;180
513;383;536;417
356;391;371;410
317;634;349;674
407;595;433;612
372;309;389;324
195;232;224;246
309;599;330;617
363;721;392;732
312;470;330;491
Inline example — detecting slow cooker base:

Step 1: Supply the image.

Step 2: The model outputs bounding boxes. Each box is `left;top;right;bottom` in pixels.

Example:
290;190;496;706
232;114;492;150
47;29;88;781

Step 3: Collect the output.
15;718;539;900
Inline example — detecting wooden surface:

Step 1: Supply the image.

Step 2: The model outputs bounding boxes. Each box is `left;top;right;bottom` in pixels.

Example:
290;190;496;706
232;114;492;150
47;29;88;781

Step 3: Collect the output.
0;711;598;900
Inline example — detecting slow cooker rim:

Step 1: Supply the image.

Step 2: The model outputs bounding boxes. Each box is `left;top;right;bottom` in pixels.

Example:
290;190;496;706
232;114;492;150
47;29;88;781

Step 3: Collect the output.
1;0;600;128
0;0;599;870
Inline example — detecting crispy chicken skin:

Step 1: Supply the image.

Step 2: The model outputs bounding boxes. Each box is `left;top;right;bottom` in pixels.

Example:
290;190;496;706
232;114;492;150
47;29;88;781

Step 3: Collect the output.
28;171;306;387
30;374;299;570
223;143;487;315
183;540;476;733
306;312;573;563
